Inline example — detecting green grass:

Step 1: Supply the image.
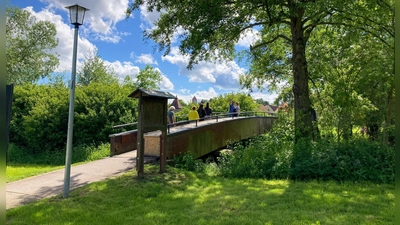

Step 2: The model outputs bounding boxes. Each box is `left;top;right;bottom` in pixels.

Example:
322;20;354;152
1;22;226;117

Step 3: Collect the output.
6;163;64;182
6;164;394;225
6;143;110;182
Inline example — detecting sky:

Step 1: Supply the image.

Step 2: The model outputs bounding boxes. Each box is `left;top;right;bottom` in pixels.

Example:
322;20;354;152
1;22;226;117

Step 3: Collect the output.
11;0;279;104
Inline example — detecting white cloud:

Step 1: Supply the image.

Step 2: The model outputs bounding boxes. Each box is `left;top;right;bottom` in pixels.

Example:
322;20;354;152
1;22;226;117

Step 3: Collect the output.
162;47;246;90
41;0;130;41
152;68;174;90
250;92;278;104
169;87;218;104
192;87;219;101
105;60;140;81
236;28;261;47
135;53;158;65
179;89;191;94
160;75;174;90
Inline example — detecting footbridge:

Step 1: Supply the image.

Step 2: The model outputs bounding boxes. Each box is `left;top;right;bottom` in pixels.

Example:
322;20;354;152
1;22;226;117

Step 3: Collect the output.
110;112;277;159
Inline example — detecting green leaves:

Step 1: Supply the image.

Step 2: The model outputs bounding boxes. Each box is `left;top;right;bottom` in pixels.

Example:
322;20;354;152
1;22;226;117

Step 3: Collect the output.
6;3;59;84
135;65;162;90
10;83;138;154
77;49;119;86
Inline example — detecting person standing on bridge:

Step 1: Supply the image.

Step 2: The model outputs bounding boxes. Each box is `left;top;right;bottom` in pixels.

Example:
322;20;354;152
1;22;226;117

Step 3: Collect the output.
188;106;200;121
197;103;206;121
204;102;212;119
168;106;176;125
229;100;235;117
235;102;240;117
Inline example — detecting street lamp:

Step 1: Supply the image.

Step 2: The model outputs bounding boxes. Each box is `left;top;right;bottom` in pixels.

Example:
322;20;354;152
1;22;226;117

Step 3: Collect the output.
63;4;89;198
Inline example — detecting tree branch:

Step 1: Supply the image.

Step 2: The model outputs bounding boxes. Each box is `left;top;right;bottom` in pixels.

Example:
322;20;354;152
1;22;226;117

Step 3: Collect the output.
250;34;291;51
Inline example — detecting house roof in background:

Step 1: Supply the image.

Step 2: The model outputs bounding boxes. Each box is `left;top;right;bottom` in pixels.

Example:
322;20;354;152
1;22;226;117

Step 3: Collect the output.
170;98;182;109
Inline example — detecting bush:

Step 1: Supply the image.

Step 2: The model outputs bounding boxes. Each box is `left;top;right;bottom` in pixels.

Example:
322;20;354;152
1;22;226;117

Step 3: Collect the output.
217;114;394;184
173;152;205;172
10;83;137;154
218;137;394;184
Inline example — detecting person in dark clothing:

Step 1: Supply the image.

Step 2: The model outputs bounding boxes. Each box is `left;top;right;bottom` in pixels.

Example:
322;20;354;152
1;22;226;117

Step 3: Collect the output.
229;100;235;117
204;102;212;119
197;103;206;121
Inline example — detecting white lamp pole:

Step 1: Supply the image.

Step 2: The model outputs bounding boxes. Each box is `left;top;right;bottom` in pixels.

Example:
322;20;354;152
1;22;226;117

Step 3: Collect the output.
63;4;89;198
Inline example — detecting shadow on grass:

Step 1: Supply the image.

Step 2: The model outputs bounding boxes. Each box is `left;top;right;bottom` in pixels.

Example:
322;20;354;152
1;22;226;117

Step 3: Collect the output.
6;164;395;225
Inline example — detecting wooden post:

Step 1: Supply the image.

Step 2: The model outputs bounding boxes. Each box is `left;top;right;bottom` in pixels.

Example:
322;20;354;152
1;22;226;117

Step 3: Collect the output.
159;130;166;173
137;92;144;178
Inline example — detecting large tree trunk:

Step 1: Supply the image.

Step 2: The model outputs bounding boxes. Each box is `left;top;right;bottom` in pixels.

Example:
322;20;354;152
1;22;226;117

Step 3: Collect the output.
290;11;313;143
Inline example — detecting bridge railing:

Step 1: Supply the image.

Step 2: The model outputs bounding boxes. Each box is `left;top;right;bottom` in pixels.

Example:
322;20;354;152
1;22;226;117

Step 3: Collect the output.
111;111;276;133
167;111;276;133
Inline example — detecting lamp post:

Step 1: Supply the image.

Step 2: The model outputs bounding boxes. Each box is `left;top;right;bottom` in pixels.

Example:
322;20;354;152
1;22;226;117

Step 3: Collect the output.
63;4;89;198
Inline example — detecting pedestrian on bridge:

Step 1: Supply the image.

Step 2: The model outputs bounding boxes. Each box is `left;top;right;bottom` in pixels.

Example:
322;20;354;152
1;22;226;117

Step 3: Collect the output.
235;102;240;117
204;102;212;119
197;103;206;121
188;106;200;121
168;106;176;125
229;100;235;117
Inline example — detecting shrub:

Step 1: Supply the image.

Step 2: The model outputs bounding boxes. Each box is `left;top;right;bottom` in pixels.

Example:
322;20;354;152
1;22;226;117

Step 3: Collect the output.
10;83;137;154
217;114;394;184
173;152;205;172
218;137;394;184
10;84;69;153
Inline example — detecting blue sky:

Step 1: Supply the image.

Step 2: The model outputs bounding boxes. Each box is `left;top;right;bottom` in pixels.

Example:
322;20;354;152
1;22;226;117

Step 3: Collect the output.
11;0;278;104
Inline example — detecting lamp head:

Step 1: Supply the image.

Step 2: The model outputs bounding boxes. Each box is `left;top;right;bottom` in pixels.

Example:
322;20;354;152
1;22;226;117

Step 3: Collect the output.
65;4;89;26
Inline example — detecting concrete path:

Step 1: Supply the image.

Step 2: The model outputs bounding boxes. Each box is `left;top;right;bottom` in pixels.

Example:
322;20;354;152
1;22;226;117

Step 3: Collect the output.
6;150;156;210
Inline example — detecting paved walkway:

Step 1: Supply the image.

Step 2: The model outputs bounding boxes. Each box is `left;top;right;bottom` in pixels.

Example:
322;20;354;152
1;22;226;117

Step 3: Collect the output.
6;150;157;210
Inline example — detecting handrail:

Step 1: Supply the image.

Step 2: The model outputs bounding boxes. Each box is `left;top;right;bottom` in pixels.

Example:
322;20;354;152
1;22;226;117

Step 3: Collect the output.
167;111;276;133
112;122;138;129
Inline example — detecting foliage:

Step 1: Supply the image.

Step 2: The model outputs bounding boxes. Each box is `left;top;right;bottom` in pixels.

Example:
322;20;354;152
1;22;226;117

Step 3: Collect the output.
6;2;59;84
10;84;69;153
307;22;394;142
77;49;119;86
174;92;260;120
10;83;137;154
173;152;204;172
74;83;137;146
135;64;162;90
208;92;259;114
127;0;394;143
255;98;269;105
218;120;394;184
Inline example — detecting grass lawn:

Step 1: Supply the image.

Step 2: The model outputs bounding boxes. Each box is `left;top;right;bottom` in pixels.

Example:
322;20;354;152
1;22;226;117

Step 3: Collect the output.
6;143;110;183
6;163;64;183
6;164;394;225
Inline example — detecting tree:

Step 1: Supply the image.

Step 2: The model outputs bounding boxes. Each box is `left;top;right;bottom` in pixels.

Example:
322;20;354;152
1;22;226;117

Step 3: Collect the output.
6;2;59;85
255;98;269;106
305;0;394;143
77;49;119;86
307;26;379;141
127;0;393;143
126;0;330;142
135;65;162;90
208;93;259;114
